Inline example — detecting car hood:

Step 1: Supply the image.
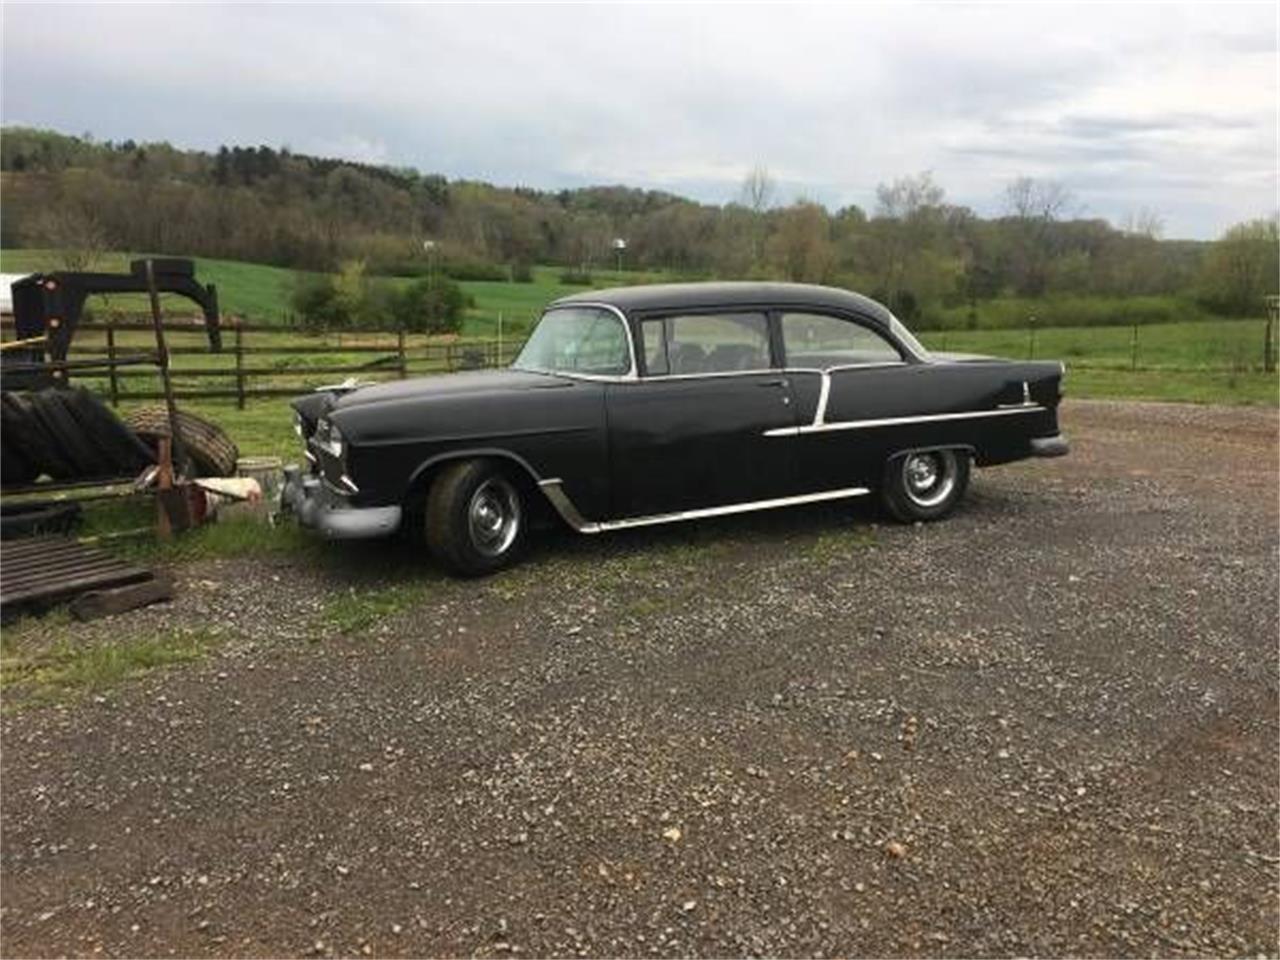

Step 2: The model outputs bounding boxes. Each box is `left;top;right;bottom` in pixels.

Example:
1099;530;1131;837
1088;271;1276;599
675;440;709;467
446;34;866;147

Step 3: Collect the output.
333;368;571;411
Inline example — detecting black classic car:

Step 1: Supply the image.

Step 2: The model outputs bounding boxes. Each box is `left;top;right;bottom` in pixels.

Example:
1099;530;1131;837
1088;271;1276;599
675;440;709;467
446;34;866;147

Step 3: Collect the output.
284;283;1067;575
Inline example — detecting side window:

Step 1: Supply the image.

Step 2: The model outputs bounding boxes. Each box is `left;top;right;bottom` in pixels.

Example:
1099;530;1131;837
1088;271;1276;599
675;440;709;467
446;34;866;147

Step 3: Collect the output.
780;313;902;369
643;312;772;376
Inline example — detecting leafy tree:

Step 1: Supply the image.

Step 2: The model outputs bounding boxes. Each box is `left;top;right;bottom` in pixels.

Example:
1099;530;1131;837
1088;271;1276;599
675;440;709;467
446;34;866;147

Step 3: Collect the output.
1198;217;1280;316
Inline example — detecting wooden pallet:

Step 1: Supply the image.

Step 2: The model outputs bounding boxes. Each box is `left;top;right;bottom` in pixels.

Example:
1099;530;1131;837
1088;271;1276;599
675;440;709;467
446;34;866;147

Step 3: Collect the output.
0;536;155;611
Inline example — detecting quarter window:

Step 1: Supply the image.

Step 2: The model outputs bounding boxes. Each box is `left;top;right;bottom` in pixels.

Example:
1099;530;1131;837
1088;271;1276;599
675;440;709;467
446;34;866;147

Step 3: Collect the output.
642;313;771;376
780;313;901;369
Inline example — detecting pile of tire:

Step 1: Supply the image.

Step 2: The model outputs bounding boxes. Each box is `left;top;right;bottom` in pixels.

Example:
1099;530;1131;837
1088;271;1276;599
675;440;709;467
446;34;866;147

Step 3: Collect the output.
0;388;239;487
1;387;154;487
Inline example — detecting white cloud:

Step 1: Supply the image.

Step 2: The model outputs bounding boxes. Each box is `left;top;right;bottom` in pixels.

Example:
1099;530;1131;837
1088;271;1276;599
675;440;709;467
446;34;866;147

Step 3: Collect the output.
1;2;1274;238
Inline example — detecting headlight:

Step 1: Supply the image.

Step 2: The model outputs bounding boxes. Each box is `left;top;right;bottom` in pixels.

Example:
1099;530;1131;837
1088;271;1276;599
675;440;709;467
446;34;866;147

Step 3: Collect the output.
293;412;305;438
315;418;345;459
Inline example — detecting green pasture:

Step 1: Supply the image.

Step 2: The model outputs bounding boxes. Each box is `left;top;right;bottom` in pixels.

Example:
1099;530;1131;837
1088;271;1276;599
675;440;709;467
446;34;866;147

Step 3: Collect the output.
919;318;1275;373
0;249;644;338
3;249;1275;412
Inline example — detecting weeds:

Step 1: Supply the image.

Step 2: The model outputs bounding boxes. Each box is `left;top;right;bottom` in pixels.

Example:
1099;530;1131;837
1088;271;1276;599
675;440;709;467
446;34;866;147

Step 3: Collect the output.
1;627;225;708
319;581;428;635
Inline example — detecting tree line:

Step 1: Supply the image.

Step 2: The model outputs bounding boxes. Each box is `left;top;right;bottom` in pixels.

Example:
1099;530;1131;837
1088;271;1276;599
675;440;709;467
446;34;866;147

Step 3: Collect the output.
1;127;1274;327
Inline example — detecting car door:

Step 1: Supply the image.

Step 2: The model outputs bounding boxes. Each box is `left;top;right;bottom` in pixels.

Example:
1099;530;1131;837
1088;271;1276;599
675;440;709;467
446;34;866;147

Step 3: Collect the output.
605;310;800;518
773;310;915;491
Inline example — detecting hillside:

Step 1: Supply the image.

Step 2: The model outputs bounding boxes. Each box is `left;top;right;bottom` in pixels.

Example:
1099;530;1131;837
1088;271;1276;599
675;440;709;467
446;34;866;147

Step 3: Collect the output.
4;126;1274;329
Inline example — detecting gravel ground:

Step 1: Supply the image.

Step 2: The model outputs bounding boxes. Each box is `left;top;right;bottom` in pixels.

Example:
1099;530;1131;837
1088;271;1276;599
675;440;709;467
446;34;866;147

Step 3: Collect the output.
2;398;1277;958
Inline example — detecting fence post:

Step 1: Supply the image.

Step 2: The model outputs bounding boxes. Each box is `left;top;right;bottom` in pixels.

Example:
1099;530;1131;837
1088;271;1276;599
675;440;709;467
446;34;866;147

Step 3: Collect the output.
234;320;245;409
1265;298;1277;373
397;328;407;379
105;316;120;406
1130;321;1139;372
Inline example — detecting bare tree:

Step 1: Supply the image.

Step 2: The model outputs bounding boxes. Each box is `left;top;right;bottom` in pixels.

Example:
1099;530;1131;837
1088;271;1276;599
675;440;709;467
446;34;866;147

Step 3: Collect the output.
1003;177;1079;295
738;164;777;272
1121;207;1165;239
739;164;776;214
875;171;945;221
31;206;110;272
869;172;948;313
1004;177;1078;222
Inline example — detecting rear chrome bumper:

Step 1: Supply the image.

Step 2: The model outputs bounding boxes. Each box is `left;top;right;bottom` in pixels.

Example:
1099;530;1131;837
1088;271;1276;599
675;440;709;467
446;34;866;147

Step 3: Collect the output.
1030;434;1070;458
282;465;401;539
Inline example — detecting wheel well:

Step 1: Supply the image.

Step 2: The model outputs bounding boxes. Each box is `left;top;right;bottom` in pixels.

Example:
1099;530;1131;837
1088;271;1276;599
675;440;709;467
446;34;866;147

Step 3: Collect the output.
884;443;974;467
404;452;547;523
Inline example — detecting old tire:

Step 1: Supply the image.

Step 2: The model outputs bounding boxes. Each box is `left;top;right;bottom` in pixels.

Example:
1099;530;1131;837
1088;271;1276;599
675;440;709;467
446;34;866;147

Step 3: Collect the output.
881;448;970;523
425;460;526;576
30;390;103;478
62;388;154;475
0;434;39;487
125;406;239;477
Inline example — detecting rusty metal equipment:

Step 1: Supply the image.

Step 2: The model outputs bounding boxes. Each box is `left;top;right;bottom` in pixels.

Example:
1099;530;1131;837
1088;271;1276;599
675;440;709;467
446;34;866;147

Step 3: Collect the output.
5;258;220;391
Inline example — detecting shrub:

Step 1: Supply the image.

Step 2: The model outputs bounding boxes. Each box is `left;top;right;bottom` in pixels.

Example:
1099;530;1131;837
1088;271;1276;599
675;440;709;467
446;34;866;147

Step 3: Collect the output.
393;276;465;334
442;258;507;282
559;269;594;285
510;260;533;283
292;275;353;331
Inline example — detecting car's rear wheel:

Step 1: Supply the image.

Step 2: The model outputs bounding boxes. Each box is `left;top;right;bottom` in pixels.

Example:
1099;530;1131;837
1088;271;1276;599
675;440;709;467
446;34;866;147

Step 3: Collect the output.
881;448;970;522
425;459;527;576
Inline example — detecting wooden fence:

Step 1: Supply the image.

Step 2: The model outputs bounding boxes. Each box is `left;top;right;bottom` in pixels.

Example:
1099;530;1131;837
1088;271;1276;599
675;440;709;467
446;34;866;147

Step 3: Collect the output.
1;315;526;407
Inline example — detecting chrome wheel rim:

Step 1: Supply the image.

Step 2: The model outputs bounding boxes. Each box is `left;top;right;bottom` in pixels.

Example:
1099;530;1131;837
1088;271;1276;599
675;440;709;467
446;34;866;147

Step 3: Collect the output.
467;478;521;557
902;451;957;508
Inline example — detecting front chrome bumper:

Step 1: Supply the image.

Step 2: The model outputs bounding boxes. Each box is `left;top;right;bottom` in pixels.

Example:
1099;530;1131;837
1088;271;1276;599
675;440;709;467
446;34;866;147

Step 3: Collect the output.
282;465;401;539
1030;434;1070;458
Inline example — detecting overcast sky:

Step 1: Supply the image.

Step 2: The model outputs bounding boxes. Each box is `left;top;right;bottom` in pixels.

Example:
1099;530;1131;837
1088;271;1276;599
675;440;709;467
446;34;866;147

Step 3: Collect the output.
2;3;1275;239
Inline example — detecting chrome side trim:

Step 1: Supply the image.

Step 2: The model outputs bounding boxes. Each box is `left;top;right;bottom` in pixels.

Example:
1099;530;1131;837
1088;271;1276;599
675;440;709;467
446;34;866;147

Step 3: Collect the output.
631;367;784;382
537;478;870;535
537;479;596;532
764;403;1047;437
820;361;909;373
814;372;832;425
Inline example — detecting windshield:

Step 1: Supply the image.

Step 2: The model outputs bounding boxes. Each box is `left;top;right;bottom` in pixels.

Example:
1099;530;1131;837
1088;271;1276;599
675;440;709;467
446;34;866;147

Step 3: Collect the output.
513;306;631;377
889;314;931;361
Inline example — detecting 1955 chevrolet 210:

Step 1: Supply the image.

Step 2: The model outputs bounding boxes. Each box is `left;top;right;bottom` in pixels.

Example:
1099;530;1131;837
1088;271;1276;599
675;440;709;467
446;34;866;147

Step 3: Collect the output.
284;283;1068;575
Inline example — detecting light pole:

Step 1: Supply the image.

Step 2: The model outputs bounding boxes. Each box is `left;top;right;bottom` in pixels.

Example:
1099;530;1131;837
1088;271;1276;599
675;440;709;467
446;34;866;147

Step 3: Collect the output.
422;239;437;287
613;237;627;277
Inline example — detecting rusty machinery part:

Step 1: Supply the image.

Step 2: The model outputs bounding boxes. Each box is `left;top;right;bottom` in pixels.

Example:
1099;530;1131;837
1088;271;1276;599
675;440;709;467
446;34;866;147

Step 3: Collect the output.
124;405;239;478
1;388;154;485
4;258;221;391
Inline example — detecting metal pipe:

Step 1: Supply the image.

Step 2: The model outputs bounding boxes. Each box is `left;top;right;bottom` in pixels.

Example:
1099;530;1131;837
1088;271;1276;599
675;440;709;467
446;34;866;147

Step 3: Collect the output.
145;259;188;475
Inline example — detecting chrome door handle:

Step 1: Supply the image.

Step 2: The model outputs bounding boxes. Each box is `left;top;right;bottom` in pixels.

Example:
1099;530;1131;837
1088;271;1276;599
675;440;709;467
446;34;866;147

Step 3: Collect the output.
758;378;788;387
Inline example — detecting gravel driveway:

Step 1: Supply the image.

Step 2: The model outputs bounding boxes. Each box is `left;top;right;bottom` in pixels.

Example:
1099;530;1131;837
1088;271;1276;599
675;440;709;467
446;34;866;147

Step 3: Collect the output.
2;399;1277;958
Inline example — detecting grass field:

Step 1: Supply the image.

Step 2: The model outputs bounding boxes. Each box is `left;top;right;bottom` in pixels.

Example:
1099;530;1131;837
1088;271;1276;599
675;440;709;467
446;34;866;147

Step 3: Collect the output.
3;248;1275;420
919;318;1275;373
0;248;636;338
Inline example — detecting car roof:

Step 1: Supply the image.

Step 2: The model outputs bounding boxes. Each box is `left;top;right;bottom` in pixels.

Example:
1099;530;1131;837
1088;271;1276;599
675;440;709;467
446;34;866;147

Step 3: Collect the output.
550;282;893;327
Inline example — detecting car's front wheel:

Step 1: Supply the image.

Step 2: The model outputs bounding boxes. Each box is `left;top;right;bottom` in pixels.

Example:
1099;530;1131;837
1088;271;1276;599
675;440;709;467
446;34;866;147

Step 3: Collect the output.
425;460;527;576
881;448;970;522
